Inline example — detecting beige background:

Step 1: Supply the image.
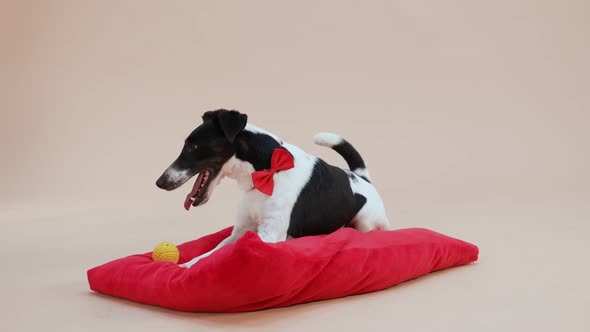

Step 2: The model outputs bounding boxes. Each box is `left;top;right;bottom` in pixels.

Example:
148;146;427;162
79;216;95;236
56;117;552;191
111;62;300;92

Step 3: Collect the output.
1;1;589;331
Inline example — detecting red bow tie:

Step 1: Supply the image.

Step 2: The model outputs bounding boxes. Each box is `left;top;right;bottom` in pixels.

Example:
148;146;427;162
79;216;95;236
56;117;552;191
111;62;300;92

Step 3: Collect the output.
251;148;294;195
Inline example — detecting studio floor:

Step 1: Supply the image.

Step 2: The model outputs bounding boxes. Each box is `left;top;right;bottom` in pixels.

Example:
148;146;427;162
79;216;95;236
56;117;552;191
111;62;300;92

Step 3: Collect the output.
2;195;589;331
2;1;589;331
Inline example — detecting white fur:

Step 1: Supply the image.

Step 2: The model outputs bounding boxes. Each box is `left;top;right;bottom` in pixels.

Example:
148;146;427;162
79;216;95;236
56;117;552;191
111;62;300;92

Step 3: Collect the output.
352;167;370;180
165;167;190;184
348;173;390;231
245;124;282;143
180;128;390;268
313;132;343;147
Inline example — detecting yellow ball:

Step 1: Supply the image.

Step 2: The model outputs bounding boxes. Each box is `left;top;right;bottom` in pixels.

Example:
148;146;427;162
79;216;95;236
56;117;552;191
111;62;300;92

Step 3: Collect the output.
152;242;180;264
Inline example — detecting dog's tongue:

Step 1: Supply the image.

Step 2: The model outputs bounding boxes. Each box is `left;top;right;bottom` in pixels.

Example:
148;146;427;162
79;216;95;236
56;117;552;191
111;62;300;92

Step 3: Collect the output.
184;172;205;211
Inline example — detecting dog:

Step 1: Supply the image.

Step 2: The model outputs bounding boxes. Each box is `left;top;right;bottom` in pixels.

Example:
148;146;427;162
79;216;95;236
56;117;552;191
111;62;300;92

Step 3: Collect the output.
156;109;391;268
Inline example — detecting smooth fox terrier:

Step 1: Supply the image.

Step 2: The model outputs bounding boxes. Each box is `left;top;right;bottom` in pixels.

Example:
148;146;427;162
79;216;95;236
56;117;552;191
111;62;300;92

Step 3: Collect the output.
156;109;390;268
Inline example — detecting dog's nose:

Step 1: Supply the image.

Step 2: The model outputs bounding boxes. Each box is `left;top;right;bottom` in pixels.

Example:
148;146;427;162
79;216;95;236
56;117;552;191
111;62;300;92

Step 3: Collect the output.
156;176;167;189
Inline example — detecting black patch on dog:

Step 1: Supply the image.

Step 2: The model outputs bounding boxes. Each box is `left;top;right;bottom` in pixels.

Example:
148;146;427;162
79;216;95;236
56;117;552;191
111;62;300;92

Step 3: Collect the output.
235;131;285;171
354;193;368;215
288;159;367;238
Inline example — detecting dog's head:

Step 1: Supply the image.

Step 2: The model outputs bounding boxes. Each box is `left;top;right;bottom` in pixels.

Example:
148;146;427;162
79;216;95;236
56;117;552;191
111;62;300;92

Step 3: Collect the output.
155;109;247;210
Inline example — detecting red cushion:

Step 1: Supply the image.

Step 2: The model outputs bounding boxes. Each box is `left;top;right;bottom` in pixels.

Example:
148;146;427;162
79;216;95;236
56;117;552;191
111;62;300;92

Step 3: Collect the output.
87;227;478;312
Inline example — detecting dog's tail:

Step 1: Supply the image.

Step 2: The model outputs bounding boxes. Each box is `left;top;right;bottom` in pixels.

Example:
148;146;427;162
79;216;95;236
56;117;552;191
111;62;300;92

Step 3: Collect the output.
313;133;371;182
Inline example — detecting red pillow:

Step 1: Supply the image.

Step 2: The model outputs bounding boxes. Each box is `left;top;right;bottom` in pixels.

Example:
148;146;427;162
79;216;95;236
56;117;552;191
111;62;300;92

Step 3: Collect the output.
87;227;478;312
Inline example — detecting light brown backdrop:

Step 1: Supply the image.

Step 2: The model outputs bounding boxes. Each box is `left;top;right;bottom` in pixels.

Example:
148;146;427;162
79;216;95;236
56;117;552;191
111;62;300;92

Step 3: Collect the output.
1;1;589;331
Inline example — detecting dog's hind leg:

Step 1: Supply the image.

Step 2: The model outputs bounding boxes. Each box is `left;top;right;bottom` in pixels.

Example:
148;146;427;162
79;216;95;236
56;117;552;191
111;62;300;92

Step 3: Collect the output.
350;195;391;233
351;215;391;232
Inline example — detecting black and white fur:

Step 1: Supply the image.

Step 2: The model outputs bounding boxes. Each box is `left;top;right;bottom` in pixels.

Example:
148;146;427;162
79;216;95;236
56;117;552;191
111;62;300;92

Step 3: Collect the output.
156;110;390;268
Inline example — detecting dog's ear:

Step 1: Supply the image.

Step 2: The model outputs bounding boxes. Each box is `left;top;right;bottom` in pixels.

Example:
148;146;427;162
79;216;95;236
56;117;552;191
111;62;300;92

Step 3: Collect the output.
201;111;217;123
218;110;248;142
202;110;247;143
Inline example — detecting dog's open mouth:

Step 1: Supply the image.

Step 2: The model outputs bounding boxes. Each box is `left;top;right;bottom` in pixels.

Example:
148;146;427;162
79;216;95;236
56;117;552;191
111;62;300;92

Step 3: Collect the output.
184;169;213;210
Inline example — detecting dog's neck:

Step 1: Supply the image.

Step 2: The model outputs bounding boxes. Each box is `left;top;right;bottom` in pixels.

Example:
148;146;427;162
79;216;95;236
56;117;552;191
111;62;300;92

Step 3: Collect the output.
242;124;282;143
220;124;283;191
219;156;256;191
